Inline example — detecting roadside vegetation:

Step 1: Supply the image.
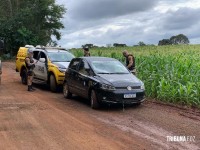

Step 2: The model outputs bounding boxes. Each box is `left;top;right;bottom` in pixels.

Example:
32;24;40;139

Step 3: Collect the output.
0;0;66;55
72;44;200;108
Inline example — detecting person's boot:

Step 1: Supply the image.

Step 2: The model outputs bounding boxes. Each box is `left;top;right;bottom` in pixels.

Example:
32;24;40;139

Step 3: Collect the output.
31;84;36;91
28;85;33;92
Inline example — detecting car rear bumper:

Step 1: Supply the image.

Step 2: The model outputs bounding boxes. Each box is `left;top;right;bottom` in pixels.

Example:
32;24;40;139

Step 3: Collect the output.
95;89;145;104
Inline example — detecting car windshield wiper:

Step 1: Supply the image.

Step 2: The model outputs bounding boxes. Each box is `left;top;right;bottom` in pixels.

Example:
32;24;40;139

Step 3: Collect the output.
110;72;129;74
97;72;111;74
97;72;129;74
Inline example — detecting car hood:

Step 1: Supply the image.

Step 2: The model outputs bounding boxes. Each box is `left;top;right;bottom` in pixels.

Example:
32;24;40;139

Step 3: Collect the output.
95;74;142;87
52;62;70;69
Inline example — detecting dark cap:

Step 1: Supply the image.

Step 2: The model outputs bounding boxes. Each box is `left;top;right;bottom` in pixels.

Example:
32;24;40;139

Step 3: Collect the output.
83;47;89;51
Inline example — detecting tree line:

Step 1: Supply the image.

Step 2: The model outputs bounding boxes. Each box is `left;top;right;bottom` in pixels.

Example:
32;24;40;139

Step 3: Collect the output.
0;0;66;55
82;34;190;49
158;34;189;46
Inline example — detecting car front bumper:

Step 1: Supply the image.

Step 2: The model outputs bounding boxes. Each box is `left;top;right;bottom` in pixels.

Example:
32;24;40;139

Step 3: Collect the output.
95;89;145;104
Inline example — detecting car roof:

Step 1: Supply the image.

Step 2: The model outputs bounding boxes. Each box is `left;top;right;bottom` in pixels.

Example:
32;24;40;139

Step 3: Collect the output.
45;49;69;53
35;48;69;53
80;57;117;62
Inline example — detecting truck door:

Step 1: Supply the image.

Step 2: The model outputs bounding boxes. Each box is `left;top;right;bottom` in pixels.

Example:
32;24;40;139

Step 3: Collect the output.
34;51;48;81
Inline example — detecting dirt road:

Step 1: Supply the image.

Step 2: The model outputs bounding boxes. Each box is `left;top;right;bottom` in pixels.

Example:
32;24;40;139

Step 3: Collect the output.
0;62;199;150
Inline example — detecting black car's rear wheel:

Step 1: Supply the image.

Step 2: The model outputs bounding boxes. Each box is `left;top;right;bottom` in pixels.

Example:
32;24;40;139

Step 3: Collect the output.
90;90;100;109
63;82;72;98
21;69;27;85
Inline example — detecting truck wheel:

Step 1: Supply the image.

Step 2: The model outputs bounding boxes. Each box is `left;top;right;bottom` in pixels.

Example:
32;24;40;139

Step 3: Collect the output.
63;82;72;98
90;90;100;109
50;75;57;92
21;69;27;85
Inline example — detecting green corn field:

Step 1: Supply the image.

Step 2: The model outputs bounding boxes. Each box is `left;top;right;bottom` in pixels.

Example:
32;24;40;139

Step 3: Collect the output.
71;45;200;107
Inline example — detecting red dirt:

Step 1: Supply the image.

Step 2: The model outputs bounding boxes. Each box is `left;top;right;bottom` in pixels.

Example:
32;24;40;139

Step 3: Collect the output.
0;62;199;150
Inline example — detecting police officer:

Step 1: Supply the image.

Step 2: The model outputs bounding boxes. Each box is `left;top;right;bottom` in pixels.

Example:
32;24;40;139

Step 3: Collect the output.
122;50;136;75
25;48;37;91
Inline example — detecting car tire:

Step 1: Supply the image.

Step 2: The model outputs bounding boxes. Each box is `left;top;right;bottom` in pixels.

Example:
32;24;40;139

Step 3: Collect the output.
90;90;100;109
50;75;57;92
21;69;27;85
63;82;72;98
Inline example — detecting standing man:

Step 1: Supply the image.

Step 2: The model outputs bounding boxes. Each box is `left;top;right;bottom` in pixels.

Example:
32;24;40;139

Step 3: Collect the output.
83;47;90;57
25;48;37;91
122;50;136;75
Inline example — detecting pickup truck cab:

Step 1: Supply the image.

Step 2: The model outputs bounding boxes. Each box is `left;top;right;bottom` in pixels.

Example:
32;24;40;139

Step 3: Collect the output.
16;45;75;92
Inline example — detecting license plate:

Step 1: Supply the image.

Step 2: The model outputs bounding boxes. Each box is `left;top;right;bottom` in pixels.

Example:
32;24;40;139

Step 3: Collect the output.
124;94;136;98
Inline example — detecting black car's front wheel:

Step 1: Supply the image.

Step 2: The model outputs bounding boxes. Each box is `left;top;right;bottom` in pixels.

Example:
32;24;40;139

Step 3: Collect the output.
63;82;72;98
90;90;100;109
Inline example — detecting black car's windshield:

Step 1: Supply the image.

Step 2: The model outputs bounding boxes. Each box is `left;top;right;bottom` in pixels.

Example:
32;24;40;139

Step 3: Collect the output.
48;51;74;62
91;60;130;74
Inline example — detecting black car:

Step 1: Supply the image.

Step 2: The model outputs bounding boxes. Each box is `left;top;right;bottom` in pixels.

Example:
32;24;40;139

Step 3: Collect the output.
63;57;145;109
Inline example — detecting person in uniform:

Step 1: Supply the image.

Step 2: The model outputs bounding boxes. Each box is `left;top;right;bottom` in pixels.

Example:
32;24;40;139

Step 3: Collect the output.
122;50;136;75
25;48;37;91
83;47;90;57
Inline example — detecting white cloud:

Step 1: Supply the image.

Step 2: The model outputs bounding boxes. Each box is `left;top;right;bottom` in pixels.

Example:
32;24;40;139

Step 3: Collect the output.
56;0;200;48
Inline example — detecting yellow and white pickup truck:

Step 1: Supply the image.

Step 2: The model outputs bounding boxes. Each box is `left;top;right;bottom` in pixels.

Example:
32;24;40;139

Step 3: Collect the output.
16;45;75;92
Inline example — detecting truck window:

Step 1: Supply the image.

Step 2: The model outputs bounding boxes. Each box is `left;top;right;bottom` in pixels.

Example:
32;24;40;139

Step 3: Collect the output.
33;51;39;59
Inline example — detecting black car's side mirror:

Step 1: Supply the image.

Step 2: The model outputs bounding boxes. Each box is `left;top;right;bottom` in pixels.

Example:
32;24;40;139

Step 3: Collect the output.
85;67;90;71
86;67;94;76
85;68;90;74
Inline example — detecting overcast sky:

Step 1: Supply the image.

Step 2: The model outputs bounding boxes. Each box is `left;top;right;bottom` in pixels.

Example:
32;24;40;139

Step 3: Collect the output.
55;0;200;48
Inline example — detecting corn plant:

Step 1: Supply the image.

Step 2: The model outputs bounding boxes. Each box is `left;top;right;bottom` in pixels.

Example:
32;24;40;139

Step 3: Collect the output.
72;45;200;108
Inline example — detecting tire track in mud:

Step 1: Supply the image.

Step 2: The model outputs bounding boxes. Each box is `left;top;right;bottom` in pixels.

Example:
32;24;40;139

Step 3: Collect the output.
94;116;199;150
